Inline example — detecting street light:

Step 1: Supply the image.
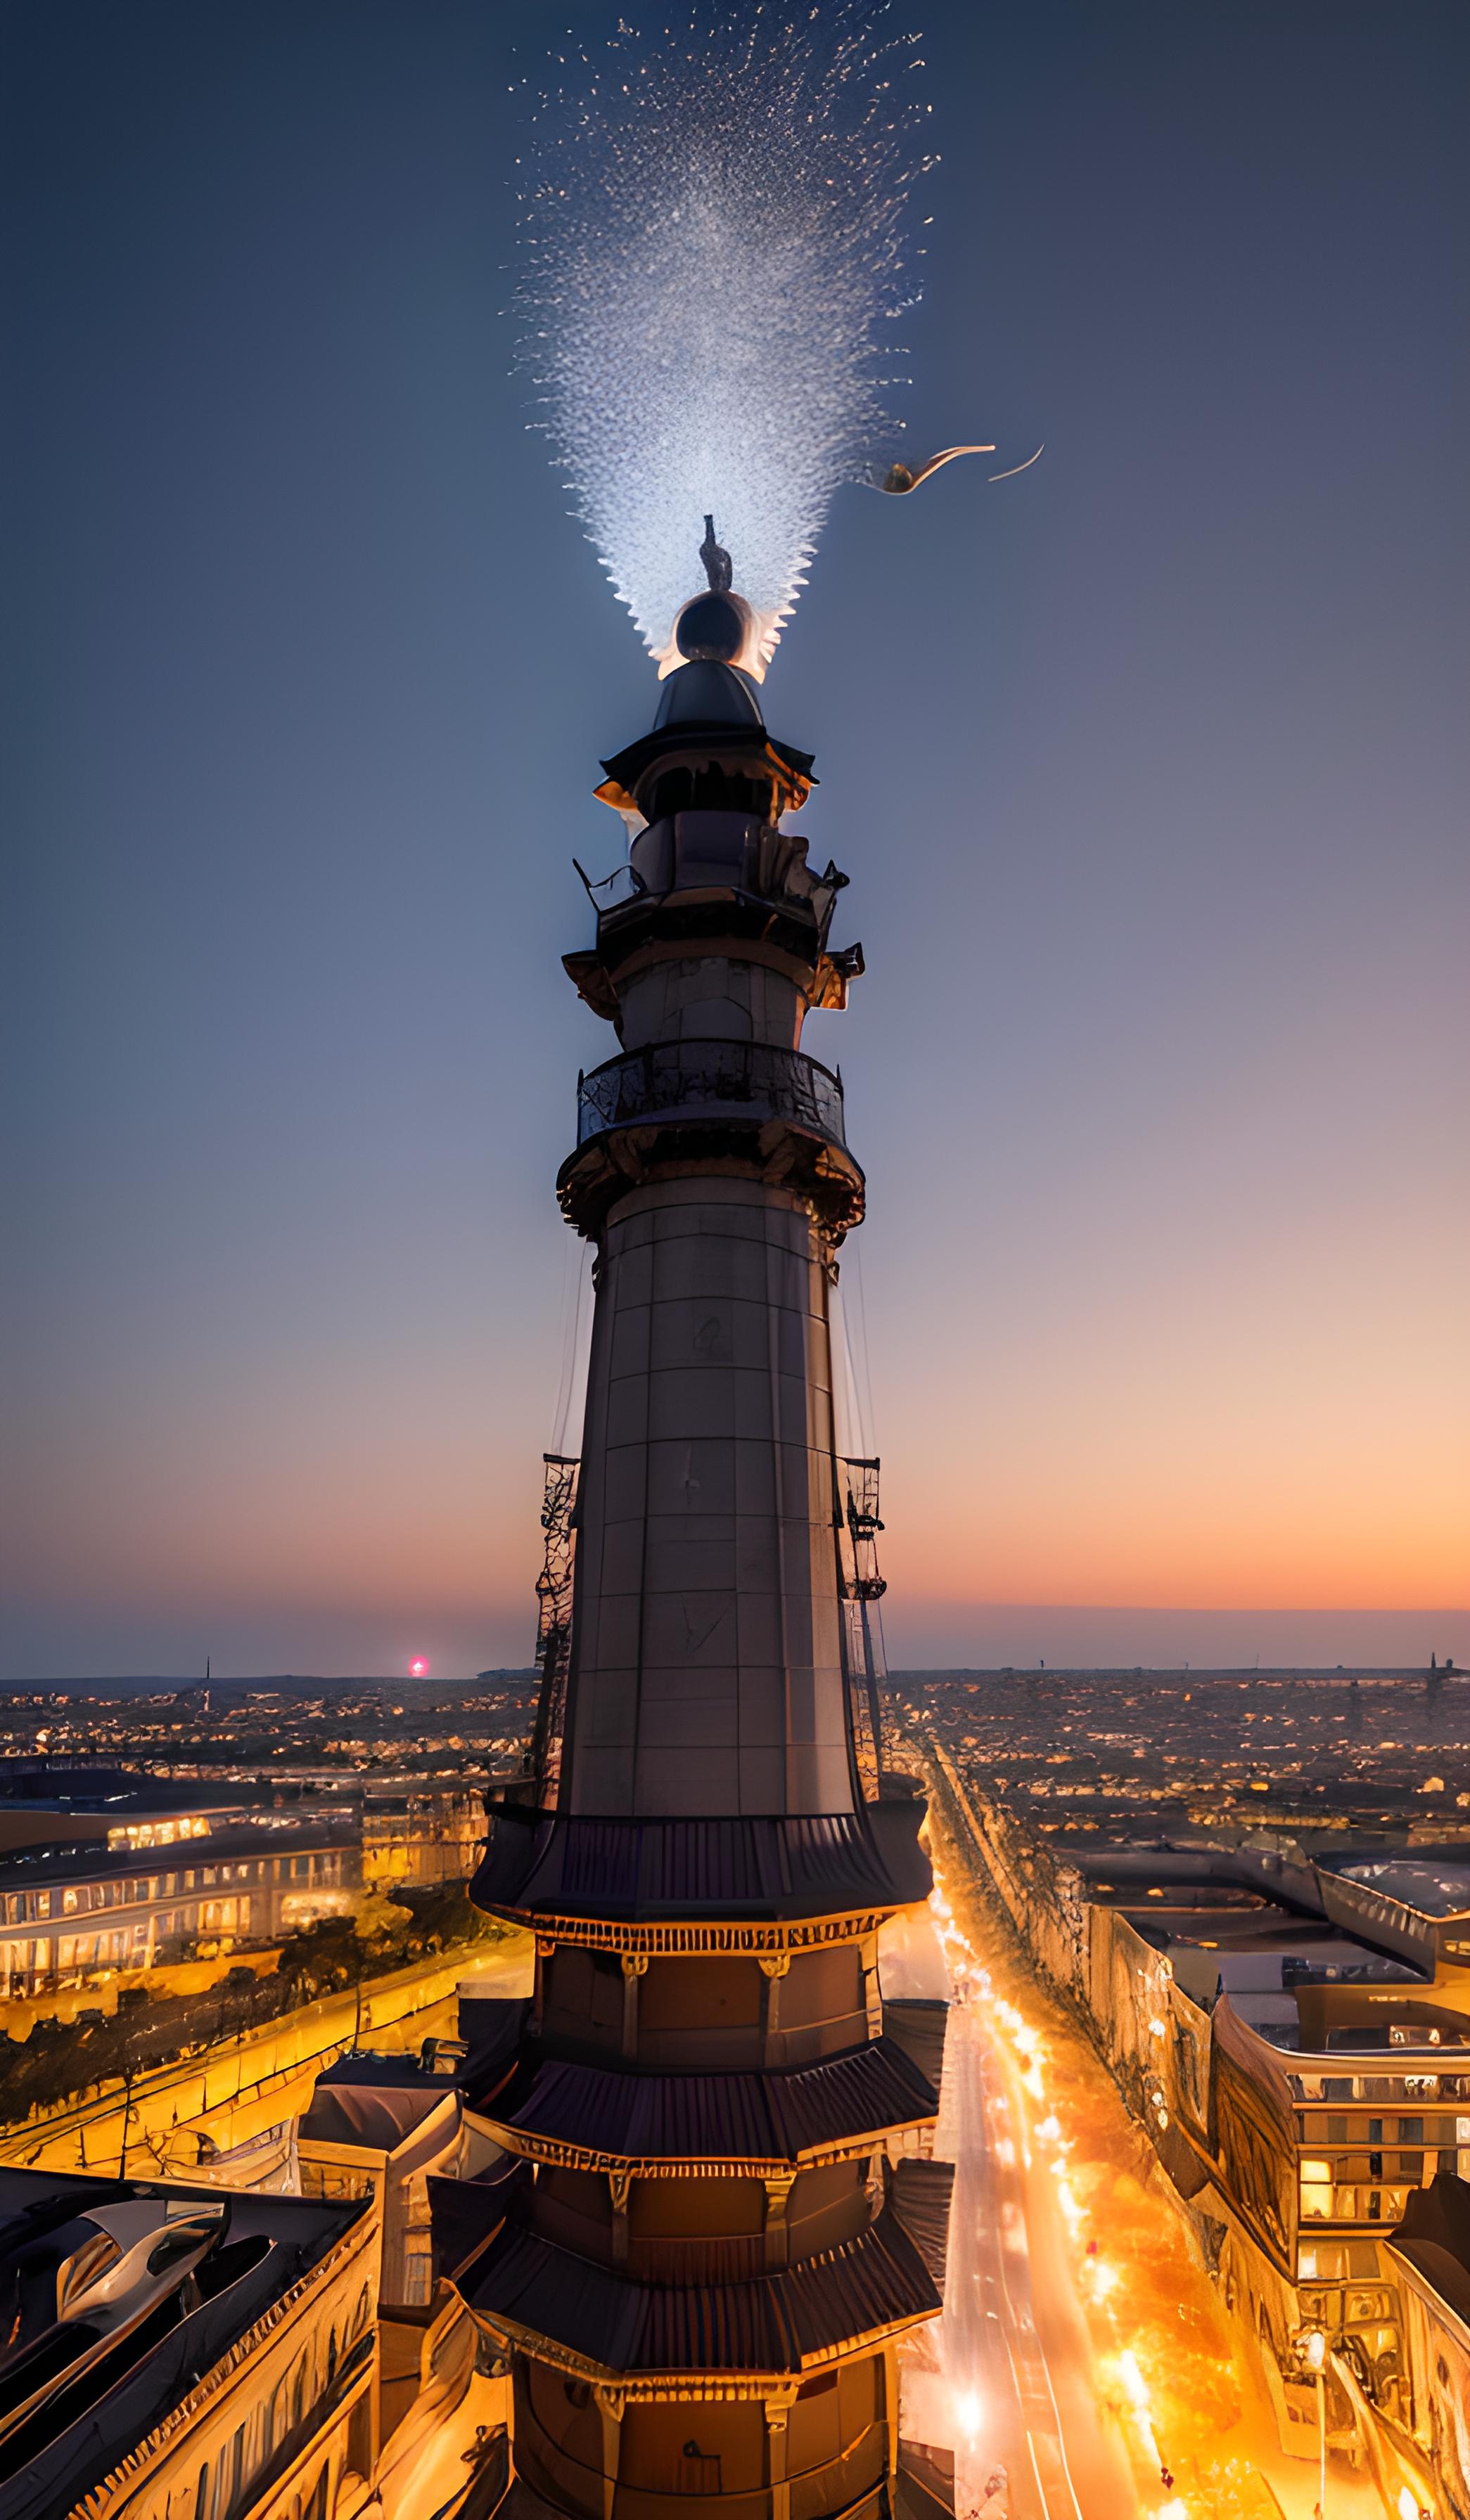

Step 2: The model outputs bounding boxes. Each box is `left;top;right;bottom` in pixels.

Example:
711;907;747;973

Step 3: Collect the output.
1293;2327;1327;2520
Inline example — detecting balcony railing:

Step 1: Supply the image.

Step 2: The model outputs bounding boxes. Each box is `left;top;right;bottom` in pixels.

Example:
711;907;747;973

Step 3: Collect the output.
577;1038;846;1151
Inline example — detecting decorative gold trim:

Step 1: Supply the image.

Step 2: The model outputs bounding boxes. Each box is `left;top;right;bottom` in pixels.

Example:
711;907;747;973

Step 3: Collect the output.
482;2119;932;2179
478;1907;899;1958
472;2303;938;2398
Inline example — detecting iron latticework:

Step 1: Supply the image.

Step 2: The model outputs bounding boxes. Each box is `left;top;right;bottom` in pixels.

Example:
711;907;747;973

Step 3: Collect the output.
530;1452;579;1806
837;1455;888;1800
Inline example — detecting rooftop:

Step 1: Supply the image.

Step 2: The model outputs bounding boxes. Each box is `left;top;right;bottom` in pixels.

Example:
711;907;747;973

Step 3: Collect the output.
0;1812;360;1889
459;2191;938;2377
0;1766;250;1815
473;1801;931;1929
1323;1854;1470;1919
0;2169;362;2520
484;2033;938;2171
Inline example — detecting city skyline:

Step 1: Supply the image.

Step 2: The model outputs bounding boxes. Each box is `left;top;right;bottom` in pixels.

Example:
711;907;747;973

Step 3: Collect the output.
4;0;1467;1680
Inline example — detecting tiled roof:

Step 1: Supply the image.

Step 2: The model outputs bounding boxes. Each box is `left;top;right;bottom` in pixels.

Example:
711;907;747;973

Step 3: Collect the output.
486;2036;938;2166
428;2160;523;2286
298;2082;454;2154
459;2205;938;2374
881;2000;949;2095
473;1801;930;1925
888;2159;954;2293
458;1996;533;2107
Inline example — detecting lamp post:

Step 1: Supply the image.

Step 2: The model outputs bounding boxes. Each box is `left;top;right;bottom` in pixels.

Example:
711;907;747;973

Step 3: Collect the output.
1293;2326;1327;2519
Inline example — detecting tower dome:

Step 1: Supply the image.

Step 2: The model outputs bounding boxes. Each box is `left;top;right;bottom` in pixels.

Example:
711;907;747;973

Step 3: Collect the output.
652;656;765;731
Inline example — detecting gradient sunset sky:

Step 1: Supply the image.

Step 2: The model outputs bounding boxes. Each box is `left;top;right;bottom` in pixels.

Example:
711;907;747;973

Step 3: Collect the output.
4;1;1466;1679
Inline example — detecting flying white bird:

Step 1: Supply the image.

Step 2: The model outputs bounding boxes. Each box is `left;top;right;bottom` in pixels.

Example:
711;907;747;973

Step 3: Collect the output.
865;441;1045;493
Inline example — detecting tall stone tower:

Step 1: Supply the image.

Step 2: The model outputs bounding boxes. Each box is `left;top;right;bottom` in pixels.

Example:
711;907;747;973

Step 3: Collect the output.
462;585;950;2519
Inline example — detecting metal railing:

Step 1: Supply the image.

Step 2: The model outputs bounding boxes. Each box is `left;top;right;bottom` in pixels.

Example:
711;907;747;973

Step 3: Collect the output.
577;1038;846;1150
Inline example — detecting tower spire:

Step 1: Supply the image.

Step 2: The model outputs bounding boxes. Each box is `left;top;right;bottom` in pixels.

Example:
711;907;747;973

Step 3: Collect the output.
461;648;951;2518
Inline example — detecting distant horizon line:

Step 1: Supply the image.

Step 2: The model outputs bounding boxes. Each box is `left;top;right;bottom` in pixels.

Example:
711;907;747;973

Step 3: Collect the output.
1;1661;1462;1689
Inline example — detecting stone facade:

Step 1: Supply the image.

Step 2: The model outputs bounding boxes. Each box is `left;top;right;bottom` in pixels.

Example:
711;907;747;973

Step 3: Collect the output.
566;1178;851;1820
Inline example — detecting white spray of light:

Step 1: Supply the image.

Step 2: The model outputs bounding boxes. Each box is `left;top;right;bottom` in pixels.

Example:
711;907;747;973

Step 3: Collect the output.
512;4;933;669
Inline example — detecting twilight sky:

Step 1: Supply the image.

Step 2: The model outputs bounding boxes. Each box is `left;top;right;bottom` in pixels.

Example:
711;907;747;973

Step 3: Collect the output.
3;1;1466;1680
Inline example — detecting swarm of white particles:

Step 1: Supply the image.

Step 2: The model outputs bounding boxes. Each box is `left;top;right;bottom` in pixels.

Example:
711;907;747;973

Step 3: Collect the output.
513;4;932;674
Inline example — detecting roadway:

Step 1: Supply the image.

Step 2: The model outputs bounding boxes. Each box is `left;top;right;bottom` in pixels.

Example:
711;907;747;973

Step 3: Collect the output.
940;1996;1143;2519
888;1865;1144;2520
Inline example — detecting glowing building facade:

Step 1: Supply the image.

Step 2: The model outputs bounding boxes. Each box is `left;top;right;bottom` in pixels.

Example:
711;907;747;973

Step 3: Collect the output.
461;608;951;2519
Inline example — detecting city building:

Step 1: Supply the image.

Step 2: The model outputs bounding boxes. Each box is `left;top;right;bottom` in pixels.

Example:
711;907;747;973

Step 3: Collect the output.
0;1768;248;1853
898;1663;1470;1836
0;1811;362;1994
452;605;953;2519
937;1758;1464;2500
298;2045;488;2445
362;1789;485;1889
0;2165;378;2520
0;1765;490;1996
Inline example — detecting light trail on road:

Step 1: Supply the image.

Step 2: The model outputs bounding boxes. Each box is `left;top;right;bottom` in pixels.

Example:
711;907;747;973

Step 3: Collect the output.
914;1878;1145;2520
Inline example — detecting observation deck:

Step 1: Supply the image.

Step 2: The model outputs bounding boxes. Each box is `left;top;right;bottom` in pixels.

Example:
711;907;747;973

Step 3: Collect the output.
578;1038;845;1148
557;1036;864;1240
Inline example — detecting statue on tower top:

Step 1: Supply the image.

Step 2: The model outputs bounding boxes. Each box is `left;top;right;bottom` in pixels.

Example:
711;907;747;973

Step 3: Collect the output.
698;513;733;593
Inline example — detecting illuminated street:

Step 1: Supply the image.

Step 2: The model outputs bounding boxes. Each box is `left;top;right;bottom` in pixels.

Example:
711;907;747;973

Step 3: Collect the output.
907;1780;1393;2520
935;2000;1141;2518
